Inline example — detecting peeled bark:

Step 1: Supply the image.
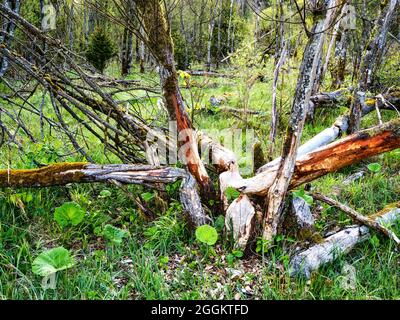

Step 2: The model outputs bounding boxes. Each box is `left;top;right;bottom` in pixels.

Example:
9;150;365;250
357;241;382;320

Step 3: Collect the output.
135;0;213;197
223;117;400;196
225;195;256;250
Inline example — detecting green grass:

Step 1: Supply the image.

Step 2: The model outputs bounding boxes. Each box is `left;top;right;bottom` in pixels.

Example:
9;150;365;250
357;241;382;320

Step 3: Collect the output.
0;63;399;300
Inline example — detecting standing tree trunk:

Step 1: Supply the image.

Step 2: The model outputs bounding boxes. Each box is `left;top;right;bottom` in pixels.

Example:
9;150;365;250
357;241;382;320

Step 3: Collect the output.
349;0;398;133
135;0;213;198
331;28;347;89
121;27;133;76
206;0;218;71
0;0;19;77
67;2;75;51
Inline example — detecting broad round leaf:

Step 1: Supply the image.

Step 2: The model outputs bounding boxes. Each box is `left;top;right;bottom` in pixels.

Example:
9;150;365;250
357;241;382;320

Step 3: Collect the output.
103;224;128;245
195;225;218;246
367;163;382;173
54;202;85;228
32;247;75;277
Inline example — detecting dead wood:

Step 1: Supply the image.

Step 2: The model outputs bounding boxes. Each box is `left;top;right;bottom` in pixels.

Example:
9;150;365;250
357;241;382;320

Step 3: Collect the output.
290;203;400;278
312;193;400;246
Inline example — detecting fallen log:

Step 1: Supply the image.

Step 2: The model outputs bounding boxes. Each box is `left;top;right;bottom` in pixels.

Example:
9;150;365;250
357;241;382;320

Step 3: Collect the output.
312;193;400;246
185;70;235;78
0;163;210;226
223;117;400;196
257;115;349;174
219;107;266;116
290;203;400;278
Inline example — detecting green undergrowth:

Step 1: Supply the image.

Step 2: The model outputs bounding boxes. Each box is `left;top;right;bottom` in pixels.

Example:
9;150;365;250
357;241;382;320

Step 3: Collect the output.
0;64;399;300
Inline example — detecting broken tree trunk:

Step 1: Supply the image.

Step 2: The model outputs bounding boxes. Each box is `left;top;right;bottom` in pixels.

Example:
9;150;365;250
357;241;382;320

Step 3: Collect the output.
263;0;343;241
290;203;400;278
0;163;210;226
223;117;400;196
135;0;213;197
282;197;315;240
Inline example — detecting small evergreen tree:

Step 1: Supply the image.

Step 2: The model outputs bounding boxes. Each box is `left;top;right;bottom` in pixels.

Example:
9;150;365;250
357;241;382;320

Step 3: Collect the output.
85;27;116;73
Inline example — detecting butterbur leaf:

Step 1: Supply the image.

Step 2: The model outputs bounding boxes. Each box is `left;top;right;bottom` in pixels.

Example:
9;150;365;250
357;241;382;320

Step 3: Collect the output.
195;225;218;246
32;247;75;277
54;202;85;228
367;163;382;173
103;224;128;245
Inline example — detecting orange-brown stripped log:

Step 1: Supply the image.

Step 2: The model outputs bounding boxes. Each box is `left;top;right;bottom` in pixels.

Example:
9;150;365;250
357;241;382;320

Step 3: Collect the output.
290;117;400;188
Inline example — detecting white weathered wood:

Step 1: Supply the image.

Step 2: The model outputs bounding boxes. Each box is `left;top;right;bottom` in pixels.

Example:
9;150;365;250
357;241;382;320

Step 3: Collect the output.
290;206;400;278
291;197;314;229
225;195;256;250
343;171;365;185
257;115;349;174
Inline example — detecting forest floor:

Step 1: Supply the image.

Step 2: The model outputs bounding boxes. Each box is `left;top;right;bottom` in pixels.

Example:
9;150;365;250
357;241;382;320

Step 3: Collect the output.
0;64;399;299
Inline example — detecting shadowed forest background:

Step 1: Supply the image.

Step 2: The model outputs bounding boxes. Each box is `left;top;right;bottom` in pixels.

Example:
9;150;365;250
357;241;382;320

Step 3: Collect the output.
0;0;399;300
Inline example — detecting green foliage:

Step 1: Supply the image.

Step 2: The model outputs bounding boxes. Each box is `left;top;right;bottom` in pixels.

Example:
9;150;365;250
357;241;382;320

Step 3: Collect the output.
86;27;116;73
143;203;187;254
292;188;314;206
98;190;112;198
32;247;75;277
195;225;218;246
54;202;85;228
227;249;243;266
225;187;240;202
103;224;128;246
141;192;156;203
214;215;225;232
367;163;382;173
172;30;191;70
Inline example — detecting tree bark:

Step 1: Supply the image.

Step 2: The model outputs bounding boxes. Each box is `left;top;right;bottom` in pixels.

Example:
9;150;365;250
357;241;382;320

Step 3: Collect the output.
349;0;399;133
135;0;213;197
263;0;342;241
